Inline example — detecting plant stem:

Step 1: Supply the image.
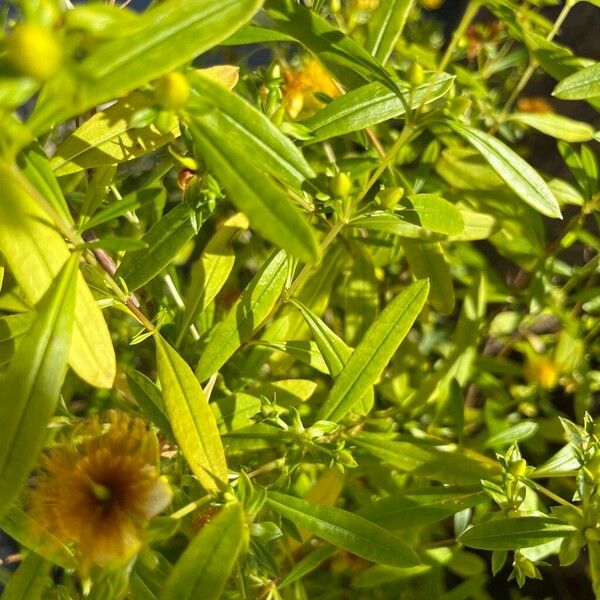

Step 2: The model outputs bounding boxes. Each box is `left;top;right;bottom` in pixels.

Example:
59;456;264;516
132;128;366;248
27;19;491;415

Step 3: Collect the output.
438;1;481;72
497;0;577;121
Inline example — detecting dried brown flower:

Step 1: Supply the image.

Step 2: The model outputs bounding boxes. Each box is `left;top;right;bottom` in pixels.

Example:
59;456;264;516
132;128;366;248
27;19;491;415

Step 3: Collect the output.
29;411;172;573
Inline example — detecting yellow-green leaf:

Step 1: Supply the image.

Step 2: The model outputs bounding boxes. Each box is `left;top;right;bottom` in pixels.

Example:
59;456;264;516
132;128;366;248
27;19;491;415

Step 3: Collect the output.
155;335;227;490
161;503;246;600
0;254;78;522
317;279;429;422
195;251;289;381
0;164;116;388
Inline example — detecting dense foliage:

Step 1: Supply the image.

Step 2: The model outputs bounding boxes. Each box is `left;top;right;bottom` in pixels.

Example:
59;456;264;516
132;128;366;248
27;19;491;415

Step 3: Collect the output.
0;0;599;597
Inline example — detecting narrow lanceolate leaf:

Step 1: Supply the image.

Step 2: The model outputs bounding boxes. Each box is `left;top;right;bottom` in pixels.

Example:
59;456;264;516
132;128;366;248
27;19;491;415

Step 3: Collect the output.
0;164;115;388
1;506;76;569
177;213;248;345
126;370;174;442
553;62;600;100
187;113;319;263
156;335;227;491
51;93;178;176
161;503;245;600
448;121;562;219
18;145;72;225
0;254;78;522
1;552;51;600
458;517;577;551
401;241;454;315
116;200;206;292
196;251;289;381
359;488;487;530
289;298;351;377
366;0;416;64
318;279;429;422
508;112;595;143
304;74;454;143
28;0;264;133
187;73;315;191
266;491;421;567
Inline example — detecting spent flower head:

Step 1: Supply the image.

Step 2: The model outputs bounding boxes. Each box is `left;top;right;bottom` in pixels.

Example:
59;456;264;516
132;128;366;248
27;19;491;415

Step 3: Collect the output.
29;410;172;573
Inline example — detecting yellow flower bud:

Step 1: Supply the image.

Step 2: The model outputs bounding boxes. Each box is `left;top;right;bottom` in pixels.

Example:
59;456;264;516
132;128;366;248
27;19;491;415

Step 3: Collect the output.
6;23;62;81
155;72;190;109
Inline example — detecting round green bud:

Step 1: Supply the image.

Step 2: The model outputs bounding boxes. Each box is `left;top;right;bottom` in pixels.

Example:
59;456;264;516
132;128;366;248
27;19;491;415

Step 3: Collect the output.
407;61;424;86
155;72;190;109
330;172;352;198
6;23;62;81
377;187;404;209
154;110;177;134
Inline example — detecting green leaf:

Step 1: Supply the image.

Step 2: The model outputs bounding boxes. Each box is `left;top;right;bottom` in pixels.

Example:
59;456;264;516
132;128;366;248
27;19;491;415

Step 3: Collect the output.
448;121;562;218
279;545;337;589
353;432;501;485
211;393;262;434
459;517;577;551
366;0;415;64
0;312;34;366
116;200;205;292
160;503;246;600
508;112;595;142
195;251;289;381
0;552;50;600
553;62;600;101
343;243;378;345
483;421;539;449
18;145;72;225
266;491;421;567
318;279;429;422
289;297;352;377
28;0;264;133
50;93;178;176
126;370;174;441
83;187;163;232
524;32;600;112
351;194;463;239
0;254;78;521
155;335;227;491
250;340;329;373
0;506;76;569
304;74;454;144
177;213;248;345
401;241;454;315
187;112;318;263
187;73;315;191
359;488;488;530
0;163;115;388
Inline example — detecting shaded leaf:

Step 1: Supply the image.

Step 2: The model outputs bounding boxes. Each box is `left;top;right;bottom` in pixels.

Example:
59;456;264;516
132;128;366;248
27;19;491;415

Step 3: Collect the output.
459;517;576;550
161;503;245;600
0;552;50;600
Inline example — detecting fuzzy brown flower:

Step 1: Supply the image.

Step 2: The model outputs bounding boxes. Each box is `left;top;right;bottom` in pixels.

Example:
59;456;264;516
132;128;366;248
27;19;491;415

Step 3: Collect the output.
29;411;172;572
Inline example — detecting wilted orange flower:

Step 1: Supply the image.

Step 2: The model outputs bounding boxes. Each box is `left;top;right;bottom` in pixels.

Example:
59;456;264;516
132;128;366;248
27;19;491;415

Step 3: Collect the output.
283;58;340;119
29;411;172;573
517;97;554;114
